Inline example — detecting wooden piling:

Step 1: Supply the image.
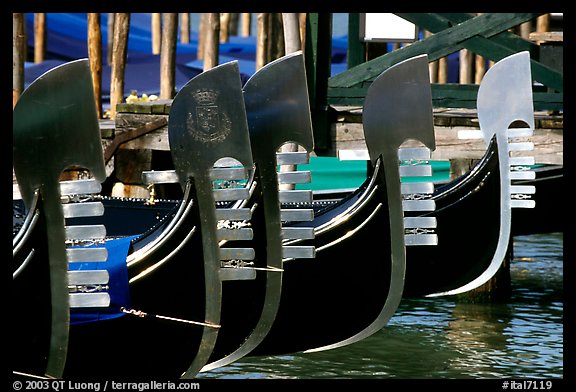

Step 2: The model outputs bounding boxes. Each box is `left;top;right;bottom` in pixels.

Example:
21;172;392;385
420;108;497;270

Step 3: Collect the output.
438;56;448;84
229;13;239;36
13;13;26;109
107;13;114;65
160;13;178;99
88;13;103;118
256;13;268;70
256;13;284;70
220;13;230;43
203;13;220;71
282;13;301;53
241;13;251;37
459;48;473;84
536;13;550;32
180;13;190;44
152;13;161;55
109;13;130;119
197;13;206;60
474;53;486;84
34;13;46;64
456;241;512;303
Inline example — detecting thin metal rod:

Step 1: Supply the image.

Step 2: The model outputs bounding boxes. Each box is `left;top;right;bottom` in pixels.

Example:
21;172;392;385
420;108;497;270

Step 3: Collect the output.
121;307;220;329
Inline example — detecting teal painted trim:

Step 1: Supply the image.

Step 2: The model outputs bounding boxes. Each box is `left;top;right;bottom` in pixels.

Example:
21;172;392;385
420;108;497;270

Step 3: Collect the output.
294;156;451;191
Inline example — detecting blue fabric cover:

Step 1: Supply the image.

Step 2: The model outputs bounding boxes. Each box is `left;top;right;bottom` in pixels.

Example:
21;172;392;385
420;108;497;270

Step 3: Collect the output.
69;236;135;324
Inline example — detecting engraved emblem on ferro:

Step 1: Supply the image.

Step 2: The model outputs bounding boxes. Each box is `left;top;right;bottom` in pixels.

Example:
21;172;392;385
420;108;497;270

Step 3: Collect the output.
189;88;232;142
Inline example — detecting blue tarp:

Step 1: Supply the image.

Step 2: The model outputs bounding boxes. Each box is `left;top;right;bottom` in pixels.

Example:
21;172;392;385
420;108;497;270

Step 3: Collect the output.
23;13;260;102
69;235;136;325
23;13;460;105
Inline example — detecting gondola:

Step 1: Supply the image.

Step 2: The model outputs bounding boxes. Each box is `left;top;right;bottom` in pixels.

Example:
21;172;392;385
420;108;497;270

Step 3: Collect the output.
235;53;438;358
12;59;267;378
131;52;432;367
404;51;539;297
13;51;540;375
234;51;542;303
13;52;433;376
247;51;540;300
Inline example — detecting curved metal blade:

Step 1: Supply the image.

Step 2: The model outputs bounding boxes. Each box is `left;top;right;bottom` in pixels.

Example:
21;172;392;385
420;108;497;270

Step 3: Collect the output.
307;55;435;352
244;51;314;155
363;54;435;166
477;51;535;143
201;51;313;372
13;59;106;208
168;61;254;378
169;61;253;186
430;51;535;297
12;59;105;378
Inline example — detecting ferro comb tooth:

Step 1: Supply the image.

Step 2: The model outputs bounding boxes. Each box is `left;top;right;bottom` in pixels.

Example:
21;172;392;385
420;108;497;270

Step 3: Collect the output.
398;147;430;161
60;179;101;195
219;248;255;261
280;209;314;222
399;165;432;177
282;246;315;259
510;185;536;194
215;208;252;221
65;225;106;241
401;182;434;195
277;171;312;184
213;188;249;202
276;151;309;165
142;170;179;184
66;247;108;263
62;202;104;218
402;199;436;212
405;234;438;246
508;142;534;151
217;227;254;241
509;171;536;180
510;199;536;208
279;190;313;204
507;128;533;138
219;268;257;281
509;156;535;166
404;216;437;229
68;270;109;285
210;167;248;181
281;227;315;240
69;293;110;308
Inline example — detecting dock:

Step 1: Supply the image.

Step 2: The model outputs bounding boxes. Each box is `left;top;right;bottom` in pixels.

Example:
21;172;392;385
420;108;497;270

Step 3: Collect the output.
12;100;562;201
98;101;562;198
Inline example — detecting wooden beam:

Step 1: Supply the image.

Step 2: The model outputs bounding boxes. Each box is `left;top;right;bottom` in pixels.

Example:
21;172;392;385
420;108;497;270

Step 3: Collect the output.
402;13;562;92
330;13;542;89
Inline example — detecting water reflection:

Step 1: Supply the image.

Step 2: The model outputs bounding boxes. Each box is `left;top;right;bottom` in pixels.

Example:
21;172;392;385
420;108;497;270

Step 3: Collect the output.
198;233;563;379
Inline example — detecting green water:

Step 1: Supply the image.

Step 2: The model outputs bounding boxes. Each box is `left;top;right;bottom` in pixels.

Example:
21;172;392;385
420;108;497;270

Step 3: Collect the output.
198;233;564;380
